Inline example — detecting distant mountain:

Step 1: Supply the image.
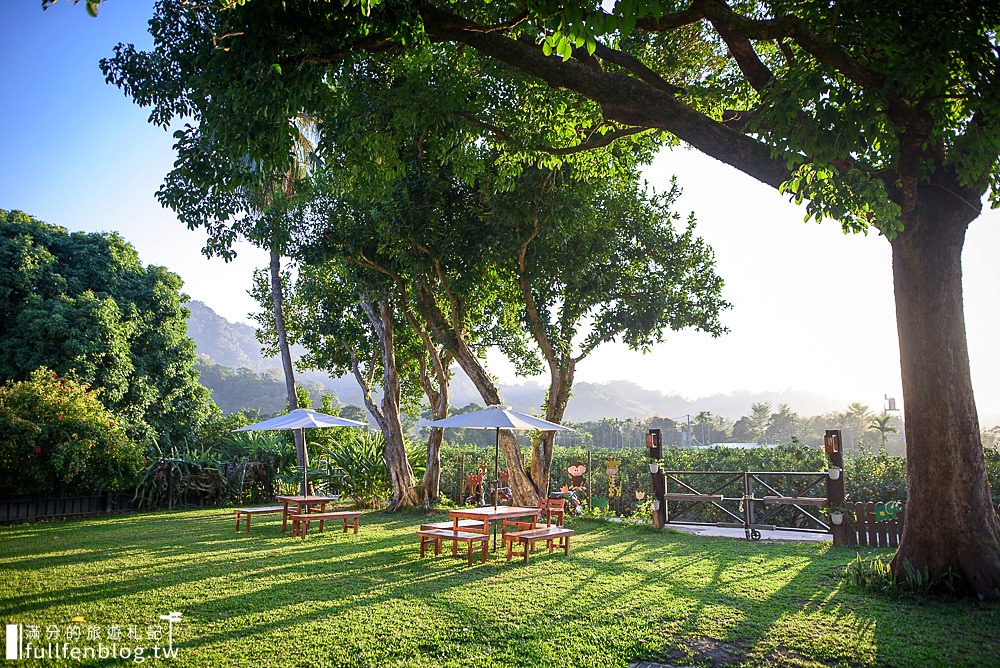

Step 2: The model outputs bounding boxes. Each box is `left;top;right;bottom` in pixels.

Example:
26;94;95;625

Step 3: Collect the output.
496;379;852;423
194;362;333;415
185;300;274;371
183;300;881;422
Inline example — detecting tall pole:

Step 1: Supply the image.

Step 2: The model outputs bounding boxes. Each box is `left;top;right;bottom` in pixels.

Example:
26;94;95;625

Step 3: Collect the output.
493;428;500;510
300;428;308;496
825;429;847;545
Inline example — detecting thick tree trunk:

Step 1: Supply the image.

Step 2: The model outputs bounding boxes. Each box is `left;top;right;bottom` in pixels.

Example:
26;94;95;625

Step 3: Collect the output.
533;359;576;495
448;342;541;506
890;192;1000;599
270;250;308;494
412;284;541;505
361;300;419;511
423;425;444;503
419;357;448;506
400;286;451;507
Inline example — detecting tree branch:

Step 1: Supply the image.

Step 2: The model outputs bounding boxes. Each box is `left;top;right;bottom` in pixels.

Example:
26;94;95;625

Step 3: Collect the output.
591;42;684;95
456;111;651;155
420;4;792;190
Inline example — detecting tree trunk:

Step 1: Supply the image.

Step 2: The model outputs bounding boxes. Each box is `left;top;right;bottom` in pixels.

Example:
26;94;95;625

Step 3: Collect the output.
448;342;541;506
360;300;420;511
533;359;576;496
412;284;541;505
418;351;449;506
400;284;451;507
889;191;1000;599
270;249;308;494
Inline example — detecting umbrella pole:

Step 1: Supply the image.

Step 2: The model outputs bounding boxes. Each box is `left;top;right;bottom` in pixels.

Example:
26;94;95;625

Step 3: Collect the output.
494;428;500;510
493;427;500;552
301;428;308;497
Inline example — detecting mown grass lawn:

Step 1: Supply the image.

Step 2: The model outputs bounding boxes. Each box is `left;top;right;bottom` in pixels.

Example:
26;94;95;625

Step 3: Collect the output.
1;508;997;667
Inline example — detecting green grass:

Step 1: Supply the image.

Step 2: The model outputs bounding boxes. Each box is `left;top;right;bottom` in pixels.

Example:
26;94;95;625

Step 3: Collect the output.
1;509;997;667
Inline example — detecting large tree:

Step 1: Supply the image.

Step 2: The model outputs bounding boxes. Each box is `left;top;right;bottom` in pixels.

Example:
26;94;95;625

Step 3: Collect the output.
495;166;728;495
274;258;423;510
100;0;1000;597
0;209;217;449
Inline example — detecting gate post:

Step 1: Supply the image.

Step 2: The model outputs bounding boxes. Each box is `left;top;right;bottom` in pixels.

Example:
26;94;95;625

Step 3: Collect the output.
647;429;666;528
825;429;849;545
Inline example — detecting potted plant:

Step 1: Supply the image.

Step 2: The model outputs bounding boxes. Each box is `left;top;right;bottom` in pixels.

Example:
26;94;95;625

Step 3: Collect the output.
648;461;660;473
823;502;852;525
827;466;842;480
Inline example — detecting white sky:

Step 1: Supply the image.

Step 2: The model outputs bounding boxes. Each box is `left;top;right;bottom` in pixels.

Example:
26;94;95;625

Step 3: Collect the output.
3;1;999;424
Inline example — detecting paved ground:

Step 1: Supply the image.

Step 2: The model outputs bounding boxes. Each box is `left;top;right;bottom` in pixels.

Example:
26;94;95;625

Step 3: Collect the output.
665;522;830;543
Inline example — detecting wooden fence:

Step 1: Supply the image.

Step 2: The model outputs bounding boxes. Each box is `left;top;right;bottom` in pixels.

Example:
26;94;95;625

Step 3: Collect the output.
844;500;905;547
0;490;136;524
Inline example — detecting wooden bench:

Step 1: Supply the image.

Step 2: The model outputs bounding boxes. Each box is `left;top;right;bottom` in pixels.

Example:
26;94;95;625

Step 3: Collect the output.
503;525;575;563
234;506;285;533
288;511;361;539
417;529;490;566
419;519;486;533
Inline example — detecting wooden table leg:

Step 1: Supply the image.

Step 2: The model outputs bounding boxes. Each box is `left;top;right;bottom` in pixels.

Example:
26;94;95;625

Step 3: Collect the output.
317;503;328;533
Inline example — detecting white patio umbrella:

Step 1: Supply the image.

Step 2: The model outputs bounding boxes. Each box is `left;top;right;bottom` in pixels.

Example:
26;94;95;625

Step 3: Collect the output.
234;408;366;495
428;405;572;509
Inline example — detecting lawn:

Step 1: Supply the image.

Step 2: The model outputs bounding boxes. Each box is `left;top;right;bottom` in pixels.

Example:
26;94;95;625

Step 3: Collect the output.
1;508;997;667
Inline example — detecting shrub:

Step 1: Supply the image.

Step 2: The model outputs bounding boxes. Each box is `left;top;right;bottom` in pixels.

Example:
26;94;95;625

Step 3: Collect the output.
133;441;227;509
844;448;908;502
0;367;142;496
846;554;960;599
317;431;391;508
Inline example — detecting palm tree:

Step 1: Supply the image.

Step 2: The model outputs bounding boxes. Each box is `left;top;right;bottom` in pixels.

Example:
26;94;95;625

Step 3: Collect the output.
695;411;713;446
869;414;899;452
248;115;320;494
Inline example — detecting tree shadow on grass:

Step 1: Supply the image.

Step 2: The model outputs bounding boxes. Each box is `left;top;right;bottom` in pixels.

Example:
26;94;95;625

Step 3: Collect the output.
6;509;995;667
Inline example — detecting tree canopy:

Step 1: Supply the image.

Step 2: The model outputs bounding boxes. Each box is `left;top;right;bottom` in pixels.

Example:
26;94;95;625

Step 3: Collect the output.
99;0;1000;597
0;209;217;449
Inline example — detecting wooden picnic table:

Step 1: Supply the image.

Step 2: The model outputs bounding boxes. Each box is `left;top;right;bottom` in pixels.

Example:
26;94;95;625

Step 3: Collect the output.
449;505;542;553
449;505;542;533
275;495;337;533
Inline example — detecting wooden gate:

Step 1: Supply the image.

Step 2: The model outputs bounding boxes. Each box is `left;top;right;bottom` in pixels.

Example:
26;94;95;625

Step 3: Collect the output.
656;469;831;540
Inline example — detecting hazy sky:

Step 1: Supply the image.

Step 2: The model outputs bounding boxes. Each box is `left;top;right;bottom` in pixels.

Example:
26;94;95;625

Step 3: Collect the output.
3;1;999;424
